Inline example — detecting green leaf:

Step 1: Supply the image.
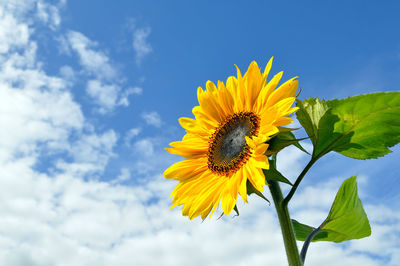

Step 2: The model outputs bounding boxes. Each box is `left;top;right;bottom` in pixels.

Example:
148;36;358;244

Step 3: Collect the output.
297;92;400;159
267;131;309;155
292;176;371;243
292;220;327;241
296;97;330;149
322;176;371;242
326;92;400;159
263;168;293;186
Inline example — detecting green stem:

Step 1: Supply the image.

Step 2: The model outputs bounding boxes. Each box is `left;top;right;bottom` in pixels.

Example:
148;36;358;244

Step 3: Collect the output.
300;226;321;263
269;180;303;266
282;158;317;207
284;134;345;207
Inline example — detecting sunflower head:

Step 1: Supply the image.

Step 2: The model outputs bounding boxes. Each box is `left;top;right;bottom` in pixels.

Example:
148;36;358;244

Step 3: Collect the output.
164;58;299;220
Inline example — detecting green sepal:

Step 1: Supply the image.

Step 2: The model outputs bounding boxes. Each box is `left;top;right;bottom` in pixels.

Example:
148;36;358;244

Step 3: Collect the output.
233;205;240;216
263;168;293;186
267;131;309;155
217;205;240;219
292;176;371;243
246;180;270;204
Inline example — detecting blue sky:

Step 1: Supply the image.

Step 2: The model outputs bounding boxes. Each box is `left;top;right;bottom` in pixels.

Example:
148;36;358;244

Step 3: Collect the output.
1;1;400;265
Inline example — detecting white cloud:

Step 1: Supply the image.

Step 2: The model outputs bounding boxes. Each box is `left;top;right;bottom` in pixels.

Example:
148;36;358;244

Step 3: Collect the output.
0;0;37;21
0;7;30;54
118;86;142;106
111;167;131;184
0;81;84;161
133;27;152;65
129;135;175;176
0;0;63;31
86;80;142;113
142;111;162;127
67;30;117;81
62;130;118;174
56;34;72;55
0;0;120;181
127;86;142;95
0;2;84;164
277;144;311;182
86;79;121;113
66;31;142;113
124;127;141;146
59;65;75;83
133;138;155;157
1;156;399;266
36;0;61;29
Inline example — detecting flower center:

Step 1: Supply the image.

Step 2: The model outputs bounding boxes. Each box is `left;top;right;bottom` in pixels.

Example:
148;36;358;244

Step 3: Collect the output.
207;112;260;176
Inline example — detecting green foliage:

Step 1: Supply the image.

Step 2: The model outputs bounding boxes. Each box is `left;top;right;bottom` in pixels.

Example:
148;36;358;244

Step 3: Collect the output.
292;176;371;243
267;131;309;155
246;180;270;204
263;167;293;186
233;205;239;216
291;220;327;241
296;98;329;149
296;92;400;159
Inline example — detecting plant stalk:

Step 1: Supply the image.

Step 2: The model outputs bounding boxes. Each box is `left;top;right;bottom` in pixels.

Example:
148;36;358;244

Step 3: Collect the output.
300;226;321;264
282;158;317;207
268;180;303;266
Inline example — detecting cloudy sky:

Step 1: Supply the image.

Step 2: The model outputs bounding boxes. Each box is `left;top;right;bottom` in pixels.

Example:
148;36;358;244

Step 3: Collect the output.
0;0;399;265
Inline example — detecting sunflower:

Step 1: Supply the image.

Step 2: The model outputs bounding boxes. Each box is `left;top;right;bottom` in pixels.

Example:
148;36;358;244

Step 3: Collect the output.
164;58;298;220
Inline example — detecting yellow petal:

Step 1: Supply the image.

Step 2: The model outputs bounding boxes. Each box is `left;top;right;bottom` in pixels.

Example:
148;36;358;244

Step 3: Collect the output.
209;190;224;219
197;87;224;123
164;158;208;181
192;106;219;130
165;147;207;159
266;78;298;108
234;64;246;111
222;190;236;215
244;61;262;110
171;171;214;200
226;76;238;99
169;139;207;149
262;57;274;85
270;97;296;113
217;80;234;116
206;80;218;94
246;163;265;191
251;155;269;169
178;117;209;136
239;170;248;203
245;136;257;149
273;117;294;127
189;178;226;219
256;71;283;112
255;143;269;155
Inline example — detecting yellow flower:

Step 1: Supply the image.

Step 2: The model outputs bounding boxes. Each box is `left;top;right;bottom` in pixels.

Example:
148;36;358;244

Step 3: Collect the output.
164;58;298;220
